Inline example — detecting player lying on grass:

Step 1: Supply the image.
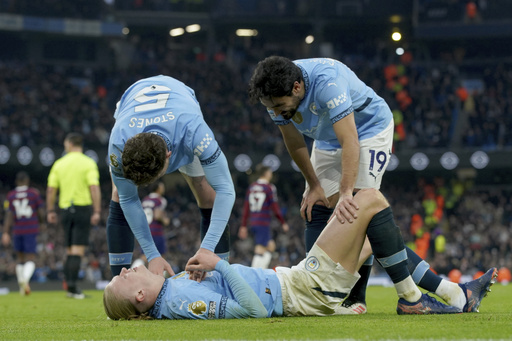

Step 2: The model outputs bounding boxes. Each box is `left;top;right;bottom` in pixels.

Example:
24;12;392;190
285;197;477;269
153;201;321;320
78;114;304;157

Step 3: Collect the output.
103;188;497;319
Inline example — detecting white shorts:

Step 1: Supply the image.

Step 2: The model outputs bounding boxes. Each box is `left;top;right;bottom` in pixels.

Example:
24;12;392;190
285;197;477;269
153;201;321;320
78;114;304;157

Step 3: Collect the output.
178;156;205;177
306;121;394;198
275;244;360;316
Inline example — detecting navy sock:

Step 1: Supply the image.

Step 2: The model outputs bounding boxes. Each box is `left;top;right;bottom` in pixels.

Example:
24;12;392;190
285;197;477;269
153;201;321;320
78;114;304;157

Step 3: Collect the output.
406;246;442;292
346;256;373;304
200;208;230;258
107;200;134;276
304;205;333;252
367;207;409;284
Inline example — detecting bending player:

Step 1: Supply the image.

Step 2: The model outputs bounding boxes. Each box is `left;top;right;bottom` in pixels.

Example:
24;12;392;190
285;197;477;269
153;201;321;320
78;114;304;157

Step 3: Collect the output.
107;75;235;279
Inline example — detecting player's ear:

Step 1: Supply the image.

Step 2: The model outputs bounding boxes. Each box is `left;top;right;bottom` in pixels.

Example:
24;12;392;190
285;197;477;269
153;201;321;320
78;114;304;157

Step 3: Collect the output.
165;150;172;159
135;289;145;303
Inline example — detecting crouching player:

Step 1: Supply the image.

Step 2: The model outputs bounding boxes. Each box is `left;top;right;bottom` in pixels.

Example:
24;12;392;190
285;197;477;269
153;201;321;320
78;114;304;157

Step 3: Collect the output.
104;188;496;319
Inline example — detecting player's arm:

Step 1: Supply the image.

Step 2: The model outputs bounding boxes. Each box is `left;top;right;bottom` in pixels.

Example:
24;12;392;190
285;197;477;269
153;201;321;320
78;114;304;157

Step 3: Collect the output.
198;151;236;252
216;260;268;318
239;191;250;239
278;123;328;221
187;255;268;318
89;184;101;225
46;186;58;224
112;173;167;268
332;113;360;223
1;208;13;246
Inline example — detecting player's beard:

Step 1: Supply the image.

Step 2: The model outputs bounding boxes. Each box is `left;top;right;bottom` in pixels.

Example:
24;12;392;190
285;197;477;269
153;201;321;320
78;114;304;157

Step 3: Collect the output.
281;95;301;120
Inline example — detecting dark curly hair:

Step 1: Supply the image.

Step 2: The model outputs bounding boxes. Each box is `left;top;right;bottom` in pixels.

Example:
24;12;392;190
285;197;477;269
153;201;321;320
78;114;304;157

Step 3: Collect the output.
122;133;167;186
248;56;303;105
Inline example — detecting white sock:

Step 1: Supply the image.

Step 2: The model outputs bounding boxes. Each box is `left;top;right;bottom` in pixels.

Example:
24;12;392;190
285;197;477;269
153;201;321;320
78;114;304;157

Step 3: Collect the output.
435;279;465;309
251;252;272;268
395;276;422;302
16;264;24;285
23;261;36;284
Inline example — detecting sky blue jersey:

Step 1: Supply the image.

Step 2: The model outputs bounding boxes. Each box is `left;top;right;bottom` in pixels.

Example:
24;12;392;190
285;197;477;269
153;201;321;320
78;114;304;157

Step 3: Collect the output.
149;261;283;319
108;75;235;262
268;58;393;150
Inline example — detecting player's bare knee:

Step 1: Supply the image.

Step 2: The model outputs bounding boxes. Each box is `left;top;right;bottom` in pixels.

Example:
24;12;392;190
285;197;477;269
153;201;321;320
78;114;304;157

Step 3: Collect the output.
355;188;388;214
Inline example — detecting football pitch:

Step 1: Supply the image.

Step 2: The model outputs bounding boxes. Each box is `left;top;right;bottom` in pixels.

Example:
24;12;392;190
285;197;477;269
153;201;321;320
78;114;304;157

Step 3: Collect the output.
1;285;511;341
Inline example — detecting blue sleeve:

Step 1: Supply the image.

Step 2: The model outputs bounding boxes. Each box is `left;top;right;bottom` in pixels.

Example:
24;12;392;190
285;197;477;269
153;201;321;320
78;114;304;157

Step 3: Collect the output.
200;151;236;251
215;260;268;318
317;78;354;122
112;172;160;262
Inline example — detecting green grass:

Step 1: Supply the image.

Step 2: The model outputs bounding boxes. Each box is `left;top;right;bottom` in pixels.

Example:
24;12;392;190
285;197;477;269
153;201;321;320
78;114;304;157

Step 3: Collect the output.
1;285;511;340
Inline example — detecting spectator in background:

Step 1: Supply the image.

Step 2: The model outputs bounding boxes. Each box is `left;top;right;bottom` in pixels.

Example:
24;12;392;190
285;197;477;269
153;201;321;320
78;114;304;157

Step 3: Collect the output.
46;133;102;298
2;171;45;295
131;181;171;270
239;164;289;268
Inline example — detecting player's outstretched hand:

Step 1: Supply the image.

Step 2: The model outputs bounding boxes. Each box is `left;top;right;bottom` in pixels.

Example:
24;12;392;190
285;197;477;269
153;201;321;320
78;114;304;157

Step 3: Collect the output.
148;256;175;277
186;248;221;282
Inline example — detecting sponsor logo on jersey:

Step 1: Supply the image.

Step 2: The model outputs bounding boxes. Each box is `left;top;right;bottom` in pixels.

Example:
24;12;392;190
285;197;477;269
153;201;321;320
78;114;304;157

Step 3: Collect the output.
305;256;320;271
291;112;303;124
194;133;213;156
265;288;271;295
188;301;207;316
208;301;217;319
326;92;347;110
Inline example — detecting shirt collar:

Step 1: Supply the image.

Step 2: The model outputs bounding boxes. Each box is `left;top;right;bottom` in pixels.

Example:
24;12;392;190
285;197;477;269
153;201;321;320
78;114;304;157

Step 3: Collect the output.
148;279;169;318
296;63;310;96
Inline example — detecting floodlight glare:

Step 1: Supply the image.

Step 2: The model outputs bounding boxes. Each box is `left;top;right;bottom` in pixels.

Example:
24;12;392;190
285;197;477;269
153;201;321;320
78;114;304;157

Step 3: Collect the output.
170;28;185;37
392;32;402;41
186;24;201;33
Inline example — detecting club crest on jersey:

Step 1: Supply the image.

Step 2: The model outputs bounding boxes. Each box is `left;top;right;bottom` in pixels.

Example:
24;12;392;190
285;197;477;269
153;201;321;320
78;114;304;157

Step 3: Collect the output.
109;153;119;168
291;112;303;124
188;300;207;315
326;92;347;109
194;133;213;156
309;102;319;116
305;256;320;271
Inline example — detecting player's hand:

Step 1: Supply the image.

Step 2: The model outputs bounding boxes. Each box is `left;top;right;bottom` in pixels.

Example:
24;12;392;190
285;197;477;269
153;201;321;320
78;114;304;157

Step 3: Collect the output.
334;193;359;224
300;185;329;222
1;233;10;247
238;226;248;239
282;223;289;233
47;212;58;224
148;256;175;277
186;248;221;282
91;212;101;226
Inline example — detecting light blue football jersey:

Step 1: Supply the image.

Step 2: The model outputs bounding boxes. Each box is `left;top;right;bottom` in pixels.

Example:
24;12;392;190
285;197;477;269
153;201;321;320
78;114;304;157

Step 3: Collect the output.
108;75;234;262
150;262;283;319
109;75;220;177
268;58;393;150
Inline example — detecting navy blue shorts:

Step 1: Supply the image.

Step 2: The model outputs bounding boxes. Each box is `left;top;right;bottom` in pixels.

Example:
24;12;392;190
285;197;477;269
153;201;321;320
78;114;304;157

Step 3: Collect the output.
13;233;37;254
250;225;272;247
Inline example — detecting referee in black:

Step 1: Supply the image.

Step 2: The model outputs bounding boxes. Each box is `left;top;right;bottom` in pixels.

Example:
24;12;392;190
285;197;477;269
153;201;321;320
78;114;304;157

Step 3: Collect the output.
46;133;101;298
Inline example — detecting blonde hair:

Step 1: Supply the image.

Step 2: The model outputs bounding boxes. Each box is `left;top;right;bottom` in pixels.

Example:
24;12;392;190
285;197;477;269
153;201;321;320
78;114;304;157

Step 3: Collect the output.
103;285;153;320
